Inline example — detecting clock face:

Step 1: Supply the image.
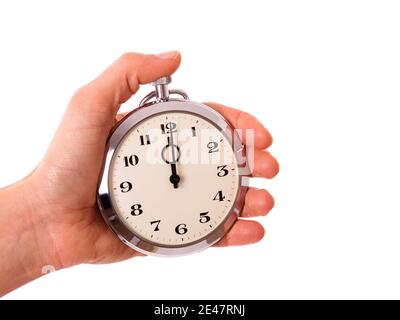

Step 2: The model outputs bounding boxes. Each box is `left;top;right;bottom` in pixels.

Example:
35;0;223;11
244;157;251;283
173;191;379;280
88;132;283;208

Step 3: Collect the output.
108;111;240;247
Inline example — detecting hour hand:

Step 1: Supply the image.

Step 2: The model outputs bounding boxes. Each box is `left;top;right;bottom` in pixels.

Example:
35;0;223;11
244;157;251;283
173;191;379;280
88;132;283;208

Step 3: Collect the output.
169;163;180;188
169;134;180;188
162;135;181;189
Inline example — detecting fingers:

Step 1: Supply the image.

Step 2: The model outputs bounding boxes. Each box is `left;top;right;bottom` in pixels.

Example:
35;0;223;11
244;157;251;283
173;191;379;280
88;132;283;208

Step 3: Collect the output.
204;102;273;149
39;52;181;192
241;187;274;218
115;112;129;123
253;149;279;178
71;51;181;128
214;220;265;247
84;51;181;106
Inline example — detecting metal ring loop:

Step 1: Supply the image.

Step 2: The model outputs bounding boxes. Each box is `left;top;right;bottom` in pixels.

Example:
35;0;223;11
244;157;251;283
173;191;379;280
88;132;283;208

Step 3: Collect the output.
169;89;189;100
139;89;189;107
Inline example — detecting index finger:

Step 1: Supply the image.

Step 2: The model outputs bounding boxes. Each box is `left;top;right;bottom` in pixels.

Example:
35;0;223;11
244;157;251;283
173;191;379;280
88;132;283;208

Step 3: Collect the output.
204;102;273;149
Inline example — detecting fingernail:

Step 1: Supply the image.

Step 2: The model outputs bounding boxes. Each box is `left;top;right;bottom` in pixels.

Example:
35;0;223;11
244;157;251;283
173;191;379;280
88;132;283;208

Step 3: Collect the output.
157;51;180;59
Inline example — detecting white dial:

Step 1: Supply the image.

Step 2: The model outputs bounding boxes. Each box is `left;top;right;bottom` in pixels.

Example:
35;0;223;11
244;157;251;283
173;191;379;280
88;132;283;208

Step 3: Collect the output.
108;111;240;247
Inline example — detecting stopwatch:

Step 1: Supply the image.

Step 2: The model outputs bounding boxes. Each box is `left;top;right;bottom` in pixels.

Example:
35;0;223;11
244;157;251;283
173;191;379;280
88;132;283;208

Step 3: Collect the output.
98;76;248;256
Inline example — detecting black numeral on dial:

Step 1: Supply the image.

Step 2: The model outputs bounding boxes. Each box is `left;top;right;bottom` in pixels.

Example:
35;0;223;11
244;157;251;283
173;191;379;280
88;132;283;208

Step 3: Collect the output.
130;204;143;216
217;165;229;177
213;190;225;202
123;155;139;167
120;181;132;193
140;134;151;145
191;126;197;137
199;212;211;223
175;223;188;235
207;141;219;153
161;122;177;134
150;220;161;232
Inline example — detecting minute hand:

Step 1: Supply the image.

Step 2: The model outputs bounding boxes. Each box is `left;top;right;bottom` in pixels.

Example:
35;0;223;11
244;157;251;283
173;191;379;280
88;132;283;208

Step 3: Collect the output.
168;124;180;188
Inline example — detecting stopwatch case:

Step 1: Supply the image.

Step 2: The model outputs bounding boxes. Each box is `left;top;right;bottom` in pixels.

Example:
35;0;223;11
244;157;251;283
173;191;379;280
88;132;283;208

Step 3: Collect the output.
97;99;249;256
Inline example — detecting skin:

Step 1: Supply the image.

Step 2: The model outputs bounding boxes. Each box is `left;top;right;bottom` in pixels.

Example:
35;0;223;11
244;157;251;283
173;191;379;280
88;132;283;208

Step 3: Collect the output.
0;51;279;296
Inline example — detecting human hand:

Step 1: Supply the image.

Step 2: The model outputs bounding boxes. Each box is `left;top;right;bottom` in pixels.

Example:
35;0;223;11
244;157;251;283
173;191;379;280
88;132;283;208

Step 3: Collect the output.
0;51;278;295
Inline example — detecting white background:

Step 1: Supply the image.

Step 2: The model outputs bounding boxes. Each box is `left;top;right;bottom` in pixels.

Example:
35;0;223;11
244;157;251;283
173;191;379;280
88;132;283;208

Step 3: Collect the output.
1;0;400;299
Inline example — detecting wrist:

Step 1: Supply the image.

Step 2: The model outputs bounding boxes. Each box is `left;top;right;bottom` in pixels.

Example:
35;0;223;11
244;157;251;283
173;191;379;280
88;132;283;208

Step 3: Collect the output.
0;177;62;296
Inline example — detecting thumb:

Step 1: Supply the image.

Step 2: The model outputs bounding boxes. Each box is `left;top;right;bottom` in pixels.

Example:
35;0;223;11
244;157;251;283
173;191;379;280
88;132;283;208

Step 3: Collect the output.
66;50;181;131
39;51;181;191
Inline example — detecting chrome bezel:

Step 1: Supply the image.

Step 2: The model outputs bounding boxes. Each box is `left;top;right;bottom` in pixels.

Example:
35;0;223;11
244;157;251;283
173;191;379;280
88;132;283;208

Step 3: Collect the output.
97;99;248;257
